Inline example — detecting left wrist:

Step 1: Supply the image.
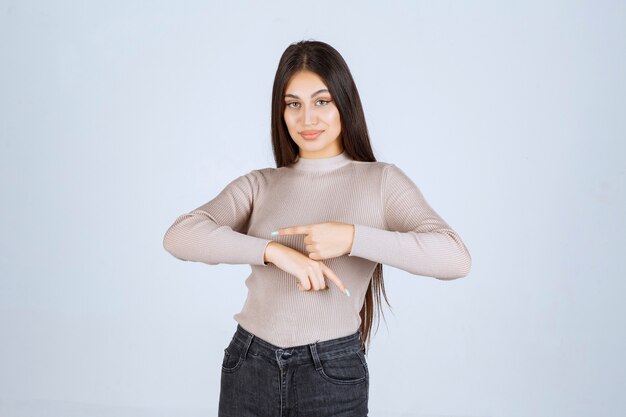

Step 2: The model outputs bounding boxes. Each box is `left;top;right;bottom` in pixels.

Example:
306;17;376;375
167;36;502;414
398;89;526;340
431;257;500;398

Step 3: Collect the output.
347;224;355;254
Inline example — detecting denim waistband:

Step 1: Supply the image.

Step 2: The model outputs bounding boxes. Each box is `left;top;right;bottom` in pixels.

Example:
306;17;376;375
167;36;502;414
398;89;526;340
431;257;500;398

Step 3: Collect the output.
230;324;363;367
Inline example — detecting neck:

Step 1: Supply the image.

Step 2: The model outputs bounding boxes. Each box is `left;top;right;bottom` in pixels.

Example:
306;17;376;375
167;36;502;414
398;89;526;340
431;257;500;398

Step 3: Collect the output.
292;150;353;172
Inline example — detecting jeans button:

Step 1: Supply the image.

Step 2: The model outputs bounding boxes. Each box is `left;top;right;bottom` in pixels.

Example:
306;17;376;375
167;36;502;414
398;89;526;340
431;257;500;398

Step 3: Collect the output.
281;351;292;359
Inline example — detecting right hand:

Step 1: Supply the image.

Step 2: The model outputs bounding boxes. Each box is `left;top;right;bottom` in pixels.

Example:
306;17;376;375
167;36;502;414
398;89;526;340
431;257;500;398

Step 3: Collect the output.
264;242;348;295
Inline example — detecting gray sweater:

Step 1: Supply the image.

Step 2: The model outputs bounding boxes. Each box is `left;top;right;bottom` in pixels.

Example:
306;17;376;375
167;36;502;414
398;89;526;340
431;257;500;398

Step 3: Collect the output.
163;151;471;347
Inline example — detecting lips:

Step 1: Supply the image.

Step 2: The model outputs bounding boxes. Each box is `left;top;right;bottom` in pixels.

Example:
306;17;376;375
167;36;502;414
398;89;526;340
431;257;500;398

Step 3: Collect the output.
300;130;323;140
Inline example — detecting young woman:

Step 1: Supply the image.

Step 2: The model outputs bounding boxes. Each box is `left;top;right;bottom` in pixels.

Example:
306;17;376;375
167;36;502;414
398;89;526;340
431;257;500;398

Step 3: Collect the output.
163;39;471;417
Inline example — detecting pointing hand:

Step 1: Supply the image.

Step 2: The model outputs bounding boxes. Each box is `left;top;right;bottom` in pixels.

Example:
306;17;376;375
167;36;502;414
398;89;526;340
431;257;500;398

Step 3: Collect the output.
272;221;355;261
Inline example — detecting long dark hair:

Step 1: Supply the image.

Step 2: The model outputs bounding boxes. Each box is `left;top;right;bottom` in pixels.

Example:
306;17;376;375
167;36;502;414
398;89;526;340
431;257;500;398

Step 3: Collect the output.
270;39;390;353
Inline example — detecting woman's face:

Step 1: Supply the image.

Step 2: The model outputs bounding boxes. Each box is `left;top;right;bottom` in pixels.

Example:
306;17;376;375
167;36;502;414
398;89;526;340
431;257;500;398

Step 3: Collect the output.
283;70;343;158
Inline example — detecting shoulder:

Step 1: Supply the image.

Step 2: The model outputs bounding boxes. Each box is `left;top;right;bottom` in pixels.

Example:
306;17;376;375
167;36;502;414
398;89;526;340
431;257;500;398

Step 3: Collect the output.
369;161;414;180
349;161;421;193
232;166;279;178
351;160;390;170
348;160;392;178
247;166;284;179
221;166;278;188
350;160;413;184
377;162;424;198
241;166;288;188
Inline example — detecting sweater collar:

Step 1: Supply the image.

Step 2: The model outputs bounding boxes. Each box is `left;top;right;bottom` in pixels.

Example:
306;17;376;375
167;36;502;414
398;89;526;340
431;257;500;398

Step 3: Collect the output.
291;151;353;172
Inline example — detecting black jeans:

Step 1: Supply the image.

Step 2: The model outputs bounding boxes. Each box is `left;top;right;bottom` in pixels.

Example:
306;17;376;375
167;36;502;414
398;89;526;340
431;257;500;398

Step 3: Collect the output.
218;324;369;417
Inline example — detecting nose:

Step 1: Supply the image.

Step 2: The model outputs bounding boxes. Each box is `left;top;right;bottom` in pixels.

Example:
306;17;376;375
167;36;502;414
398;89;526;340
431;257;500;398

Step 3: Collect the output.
303;105;316;126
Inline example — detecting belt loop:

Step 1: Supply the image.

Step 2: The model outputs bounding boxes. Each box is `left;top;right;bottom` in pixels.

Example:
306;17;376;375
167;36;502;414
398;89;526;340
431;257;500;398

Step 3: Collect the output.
308;343;323;371
242;330;254;360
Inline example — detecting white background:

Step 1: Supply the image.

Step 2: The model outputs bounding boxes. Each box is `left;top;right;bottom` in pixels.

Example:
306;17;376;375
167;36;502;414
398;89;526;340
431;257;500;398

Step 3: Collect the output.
1;1;625;416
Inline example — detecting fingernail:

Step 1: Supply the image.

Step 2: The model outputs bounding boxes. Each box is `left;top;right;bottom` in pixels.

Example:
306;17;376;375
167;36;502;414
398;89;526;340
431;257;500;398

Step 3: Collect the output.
270;231;279;236
345;288;350;297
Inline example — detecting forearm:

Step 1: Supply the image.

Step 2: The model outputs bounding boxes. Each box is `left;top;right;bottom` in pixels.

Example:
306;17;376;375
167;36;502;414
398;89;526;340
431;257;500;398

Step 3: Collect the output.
163;212;272;266
348;223;471;279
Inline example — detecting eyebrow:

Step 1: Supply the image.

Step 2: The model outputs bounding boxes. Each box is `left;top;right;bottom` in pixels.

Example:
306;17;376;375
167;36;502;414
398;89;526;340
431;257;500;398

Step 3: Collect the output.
284;89;330;99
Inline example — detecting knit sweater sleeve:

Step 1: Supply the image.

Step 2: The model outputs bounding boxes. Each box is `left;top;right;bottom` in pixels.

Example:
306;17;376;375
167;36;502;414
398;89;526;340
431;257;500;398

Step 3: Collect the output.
163;170;273;266
348;164;472;279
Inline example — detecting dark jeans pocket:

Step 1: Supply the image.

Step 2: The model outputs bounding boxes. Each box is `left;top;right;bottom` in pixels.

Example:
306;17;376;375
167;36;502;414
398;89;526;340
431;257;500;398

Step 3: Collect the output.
221;340;245;373
316;350;368;385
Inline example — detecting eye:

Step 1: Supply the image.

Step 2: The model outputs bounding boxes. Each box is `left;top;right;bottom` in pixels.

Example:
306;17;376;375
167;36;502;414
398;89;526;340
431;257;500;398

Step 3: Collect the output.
286;102;300;109
317;99;332;106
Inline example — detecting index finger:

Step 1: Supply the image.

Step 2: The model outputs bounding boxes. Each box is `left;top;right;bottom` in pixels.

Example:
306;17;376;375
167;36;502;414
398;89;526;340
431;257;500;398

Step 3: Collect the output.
272;225;309;236
320;263;350;297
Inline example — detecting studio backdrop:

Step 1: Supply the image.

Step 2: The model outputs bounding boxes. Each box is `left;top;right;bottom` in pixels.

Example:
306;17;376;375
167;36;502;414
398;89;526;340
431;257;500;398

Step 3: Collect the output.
1;1;624;416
